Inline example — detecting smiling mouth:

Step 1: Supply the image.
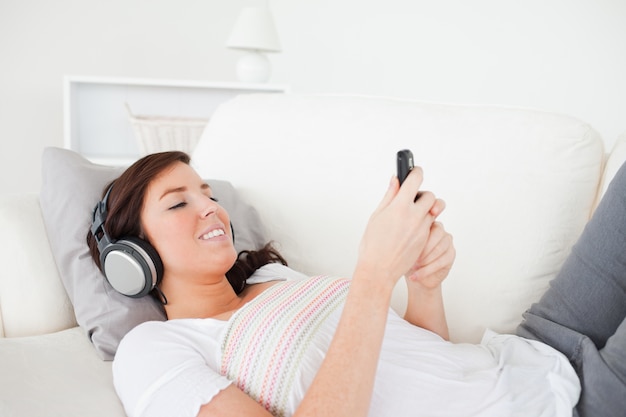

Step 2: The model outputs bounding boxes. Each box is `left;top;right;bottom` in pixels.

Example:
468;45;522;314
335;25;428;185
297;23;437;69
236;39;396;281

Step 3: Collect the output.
199;229;225;240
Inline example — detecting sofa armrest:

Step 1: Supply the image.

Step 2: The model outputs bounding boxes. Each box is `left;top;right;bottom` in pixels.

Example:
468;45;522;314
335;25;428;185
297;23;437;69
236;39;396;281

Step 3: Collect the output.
0;193;76;337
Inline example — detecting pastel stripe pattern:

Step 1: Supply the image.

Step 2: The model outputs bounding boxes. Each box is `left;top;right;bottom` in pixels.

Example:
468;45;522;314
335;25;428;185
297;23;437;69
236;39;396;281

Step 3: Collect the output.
220;275;350;416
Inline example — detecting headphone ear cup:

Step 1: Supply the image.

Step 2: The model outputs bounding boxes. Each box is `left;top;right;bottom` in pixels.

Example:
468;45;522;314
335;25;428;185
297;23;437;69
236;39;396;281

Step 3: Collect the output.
100;236;163;298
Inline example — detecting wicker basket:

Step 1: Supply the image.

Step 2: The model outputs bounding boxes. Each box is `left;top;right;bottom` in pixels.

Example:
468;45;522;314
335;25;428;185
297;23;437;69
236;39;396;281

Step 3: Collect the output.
125;103;209;155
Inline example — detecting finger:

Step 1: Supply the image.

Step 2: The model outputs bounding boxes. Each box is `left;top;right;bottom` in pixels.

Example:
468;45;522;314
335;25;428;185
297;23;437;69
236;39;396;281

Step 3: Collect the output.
373;175;400;214
419;222;447;260
420;233;453;268
398;166;425;202
415;220;445;262
412;191;437;217
408;245;456;282
405;225;452;278
429;198;446;217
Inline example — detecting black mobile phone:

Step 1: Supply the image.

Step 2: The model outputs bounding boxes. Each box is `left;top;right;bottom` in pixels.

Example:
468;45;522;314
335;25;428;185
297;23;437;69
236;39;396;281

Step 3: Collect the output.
397;149;414;186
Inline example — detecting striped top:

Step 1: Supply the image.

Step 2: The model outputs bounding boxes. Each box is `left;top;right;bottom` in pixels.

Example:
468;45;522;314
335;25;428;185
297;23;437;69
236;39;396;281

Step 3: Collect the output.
220;276;349;416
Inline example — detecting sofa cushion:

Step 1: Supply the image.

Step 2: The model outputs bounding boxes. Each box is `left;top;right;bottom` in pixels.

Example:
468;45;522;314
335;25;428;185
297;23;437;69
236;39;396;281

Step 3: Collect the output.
193;94;605;343
0;193;75;337
39;147;268;359
0;327;125;417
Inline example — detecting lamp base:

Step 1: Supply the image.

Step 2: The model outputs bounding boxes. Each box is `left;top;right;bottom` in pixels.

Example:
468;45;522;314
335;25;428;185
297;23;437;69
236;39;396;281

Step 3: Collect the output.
235;51;271;84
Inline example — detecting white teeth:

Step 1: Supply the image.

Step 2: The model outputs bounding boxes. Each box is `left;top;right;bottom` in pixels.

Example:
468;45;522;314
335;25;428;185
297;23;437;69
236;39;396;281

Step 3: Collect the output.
200;229;225;240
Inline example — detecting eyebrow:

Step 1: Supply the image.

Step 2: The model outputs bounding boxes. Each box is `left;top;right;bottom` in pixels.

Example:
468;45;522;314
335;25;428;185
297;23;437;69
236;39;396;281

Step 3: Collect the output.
159;183;211;200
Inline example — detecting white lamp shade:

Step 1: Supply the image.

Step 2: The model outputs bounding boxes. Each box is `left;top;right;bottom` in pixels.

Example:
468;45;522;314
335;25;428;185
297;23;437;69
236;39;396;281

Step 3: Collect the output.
226;7;281;52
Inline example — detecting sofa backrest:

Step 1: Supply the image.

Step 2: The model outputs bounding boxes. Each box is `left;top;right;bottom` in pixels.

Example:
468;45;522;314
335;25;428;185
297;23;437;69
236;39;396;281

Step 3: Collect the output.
193;94;605;343
596;131;626;207
0;193;76;337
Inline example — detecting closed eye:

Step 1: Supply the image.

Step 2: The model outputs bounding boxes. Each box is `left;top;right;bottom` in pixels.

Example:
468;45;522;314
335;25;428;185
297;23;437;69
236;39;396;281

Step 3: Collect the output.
169;202;187;210
210;197;219;202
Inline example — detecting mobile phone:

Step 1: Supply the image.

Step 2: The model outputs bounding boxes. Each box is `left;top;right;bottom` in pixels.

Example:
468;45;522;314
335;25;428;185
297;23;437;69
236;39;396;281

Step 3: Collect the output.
397;149;414;186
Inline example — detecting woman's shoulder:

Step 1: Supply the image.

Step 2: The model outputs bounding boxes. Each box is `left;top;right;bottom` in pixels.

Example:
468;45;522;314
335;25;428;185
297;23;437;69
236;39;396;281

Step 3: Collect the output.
113;320;231;416
116;318;225;363
125;317;224;340
121;319;181;343
247;263;309;284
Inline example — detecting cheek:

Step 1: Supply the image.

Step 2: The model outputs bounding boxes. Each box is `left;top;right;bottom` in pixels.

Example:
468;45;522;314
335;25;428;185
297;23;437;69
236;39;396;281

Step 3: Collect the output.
150;232;195;273
219;210;233;241
142;218;189;260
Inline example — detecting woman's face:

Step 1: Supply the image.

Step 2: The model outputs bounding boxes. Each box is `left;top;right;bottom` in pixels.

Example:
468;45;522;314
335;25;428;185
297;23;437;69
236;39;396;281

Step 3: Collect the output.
140;162;237;279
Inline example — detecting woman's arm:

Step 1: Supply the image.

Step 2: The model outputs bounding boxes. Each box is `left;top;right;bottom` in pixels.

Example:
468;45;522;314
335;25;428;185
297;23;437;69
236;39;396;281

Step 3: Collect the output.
197;385;274;417
403;221;455;340
404;283;449;340
293;168;441;417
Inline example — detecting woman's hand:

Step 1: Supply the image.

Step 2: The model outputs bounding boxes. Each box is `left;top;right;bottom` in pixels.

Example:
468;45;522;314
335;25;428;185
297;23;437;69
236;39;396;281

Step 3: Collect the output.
356;167;442;289
403;220;455;340
405;220;455;290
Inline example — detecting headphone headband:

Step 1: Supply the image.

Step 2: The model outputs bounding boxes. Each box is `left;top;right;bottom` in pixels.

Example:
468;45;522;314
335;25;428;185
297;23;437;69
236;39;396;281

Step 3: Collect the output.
91;185;113;254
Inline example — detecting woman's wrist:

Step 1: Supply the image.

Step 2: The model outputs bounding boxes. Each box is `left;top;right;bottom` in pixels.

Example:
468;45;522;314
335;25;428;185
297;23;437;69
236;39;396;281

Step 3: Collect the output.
405;281;444;307
351;262;398;297
404;283;449;340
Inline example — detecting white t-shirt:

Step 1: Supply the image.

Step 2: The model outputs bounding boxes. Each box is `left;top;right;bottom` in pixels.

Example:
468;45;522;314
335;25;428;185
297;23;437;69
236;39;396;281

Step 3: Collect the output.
113;264;580;417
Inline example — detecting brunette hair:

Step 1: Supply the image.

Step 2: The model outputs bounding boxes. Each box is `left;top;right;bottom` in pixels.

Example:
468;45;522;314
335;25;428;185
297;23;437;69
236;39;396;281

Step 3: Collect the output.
86;151;287;299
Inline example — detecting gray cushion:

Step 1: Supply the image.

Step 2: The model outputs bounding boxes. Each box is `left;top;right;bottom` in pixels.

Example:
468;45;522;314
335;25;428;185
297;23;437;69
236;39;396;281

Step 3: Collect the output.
40;147;267;360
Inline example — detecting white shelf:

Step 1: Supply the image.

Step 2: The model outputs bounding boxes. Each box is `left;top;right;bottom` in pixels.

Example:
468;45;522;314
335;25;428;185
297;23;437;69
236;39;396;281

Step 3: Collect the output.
63;75;288;165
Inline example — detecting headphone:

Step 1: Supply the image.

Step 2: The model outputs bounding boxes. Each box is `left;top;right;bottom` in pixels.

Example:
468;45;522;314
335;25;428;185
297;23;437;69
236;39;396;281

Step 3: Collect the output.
91;184;164;298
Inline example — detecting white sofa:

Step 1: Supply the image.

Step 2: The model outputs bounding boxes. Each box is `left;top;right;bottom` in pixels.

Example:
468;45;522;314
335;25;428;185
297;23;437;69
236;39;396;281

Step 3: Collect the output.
1;94;625;416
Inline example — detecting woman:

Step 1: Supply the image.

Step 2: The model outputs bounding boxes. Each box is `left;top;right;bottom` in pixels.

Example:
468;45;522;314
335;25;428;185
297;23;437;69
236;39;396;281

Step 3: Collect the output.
87;151;580;417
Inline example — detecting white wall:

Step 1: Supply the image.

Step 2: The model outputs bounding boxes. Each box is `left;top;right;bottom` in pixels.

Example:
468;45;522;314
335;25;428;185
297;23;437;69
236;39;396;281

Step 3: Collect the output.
270;0;626;146
0;0;243;195
1;0;626;194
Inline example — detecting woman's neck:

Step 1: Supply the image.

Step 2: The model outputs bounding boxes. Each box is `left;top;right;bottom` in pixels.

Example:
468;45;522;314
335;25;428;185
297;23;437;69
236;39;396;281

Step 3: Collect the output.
161;274;242;319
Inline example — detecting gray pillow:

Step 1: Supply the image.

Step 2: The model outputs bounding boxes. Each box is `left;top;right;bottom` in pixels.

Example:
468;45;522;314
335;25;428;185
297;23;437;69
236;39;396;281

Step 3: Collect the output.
40;147;267;360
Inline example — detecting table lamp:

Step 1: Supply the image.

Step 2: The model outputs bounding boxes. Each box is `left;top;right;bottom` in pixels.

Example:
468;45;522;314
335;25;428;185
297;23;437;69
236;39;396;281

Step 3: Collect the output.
226;6;282;83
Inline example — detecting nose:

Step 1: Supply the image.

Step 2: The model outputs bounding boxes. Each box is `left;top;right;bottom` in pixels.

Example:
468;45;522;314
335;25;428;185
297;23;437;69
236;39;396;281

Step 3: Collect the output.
200;197;219;218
